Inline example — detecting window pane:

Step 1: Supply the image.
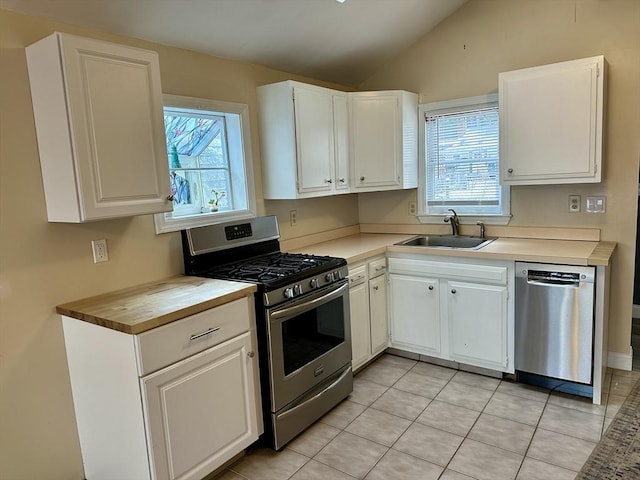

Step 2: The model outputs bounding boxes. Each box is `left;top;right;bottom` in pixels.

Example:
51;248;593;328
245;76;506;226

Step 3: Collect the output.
425;106;501;214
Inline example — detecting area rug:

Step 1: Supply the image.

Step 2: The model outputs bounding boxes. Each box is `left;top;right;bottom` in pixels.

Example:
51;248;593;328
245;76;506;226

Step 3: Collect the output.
576;378;640;479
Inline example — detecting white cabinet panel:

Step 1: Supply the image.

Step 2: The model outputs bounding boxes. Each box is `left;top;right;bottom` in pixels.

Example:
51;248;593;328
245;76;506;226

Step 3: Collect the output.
389;274;440;356
348;256;389;371
143;332;259;480
349;91;418;192
388;254;514;373
446;281;508;370
257;81;349;199
500;56;605;185
26;32;171;222
369;274;388;356
348;271;370;371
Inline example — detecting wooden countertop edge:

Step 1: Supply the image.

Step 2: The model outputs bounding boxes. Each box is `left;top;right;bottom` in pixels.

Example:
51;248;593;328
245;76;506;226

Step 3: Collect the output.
56;288;256;334
587;241;617;266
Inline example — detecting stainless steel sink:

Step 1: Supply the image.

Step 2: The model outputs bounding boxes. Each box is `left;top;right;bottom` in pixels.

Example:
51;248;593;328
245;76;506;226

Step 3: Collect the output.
396;235;495;250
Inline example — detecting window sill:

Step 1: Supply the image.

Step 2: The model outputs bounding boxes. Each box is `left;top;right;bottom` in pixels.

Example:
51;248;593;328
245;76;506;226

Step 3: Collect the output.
416;214;512;226
154;208;256;234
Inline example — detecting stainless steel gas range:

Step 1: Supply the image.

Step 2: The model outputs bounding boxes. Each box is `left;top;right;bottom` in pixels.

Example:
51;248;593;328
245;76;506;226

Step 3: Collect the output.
182;216;353;449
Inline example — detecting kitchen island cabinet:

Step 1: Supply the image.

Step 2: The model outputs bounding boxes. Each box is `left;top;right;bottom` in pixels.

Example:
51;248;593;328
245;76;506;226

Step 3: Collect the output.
58;277;261;480
26;32;172;222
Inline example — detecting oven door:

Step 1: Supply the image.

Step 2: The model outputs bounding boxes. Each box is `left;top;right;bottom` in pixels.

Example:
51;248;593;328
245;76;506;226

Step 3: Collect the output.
266;281;351;412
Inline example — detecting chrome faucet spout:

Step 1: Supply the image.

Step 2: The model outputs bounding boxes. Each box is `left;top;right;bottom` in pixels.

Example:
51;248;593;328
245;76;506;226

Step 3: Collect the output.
444;209;460;236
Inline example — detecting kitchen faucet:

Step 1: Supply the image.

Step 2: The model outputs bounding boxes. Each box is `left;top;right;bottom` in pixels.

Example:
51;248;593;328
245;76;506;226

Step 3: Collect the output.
444;209;460;236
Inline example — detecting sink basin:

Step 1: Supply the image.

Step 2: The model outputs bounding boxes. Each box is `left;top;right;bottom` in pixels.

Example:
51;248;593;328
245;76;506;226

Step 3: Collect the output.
396;235;495;250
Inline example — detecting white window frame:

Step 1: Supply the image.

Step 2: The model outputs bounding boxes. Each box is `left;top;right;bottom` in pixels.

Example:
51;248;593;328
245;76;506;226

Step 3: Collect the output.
154;94;256;234
417;94;511;225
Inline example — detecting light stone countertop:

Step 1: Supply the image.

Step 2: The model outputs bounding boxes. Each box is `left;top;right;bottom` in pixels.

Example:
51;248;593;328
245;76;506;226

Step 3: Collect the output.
289;233;616;267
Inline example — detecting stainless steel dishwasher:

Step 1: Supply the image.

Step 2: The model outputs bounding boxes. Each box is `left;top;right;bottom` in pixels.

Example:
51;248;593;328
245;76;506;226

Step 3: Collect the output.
515;262;595;384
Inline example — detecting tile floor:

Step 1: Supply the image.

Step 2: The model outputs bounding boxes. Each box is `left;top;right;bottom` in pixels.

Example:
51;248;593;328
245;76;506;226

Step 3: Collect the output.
220;354;639;480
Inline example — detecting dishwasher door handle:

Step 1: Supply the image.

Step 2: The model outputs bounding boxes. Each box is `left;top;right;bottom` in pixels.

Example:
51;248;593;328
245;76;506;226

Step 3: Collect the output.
527;278;580;287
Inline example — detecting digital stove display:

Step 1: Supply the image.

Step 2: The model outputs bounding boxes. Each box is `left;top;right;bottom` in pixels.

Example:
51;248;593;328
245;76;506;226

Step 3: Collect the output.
224;223;252;241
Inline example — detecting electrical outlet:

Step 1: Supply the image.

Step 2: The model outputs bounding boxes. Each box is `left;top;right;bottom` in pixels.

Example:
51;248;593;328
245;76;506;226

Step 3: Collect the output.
586;195;606;213
408;201;417;215
568;195;581;213
91;239;109;263
289;210;297;227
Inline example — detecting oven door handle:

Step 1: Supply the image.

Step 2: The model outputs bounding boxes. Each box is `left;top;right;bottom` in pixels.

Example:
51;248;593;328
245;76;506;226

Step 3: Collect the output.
276;365;352;421
269;282;348;321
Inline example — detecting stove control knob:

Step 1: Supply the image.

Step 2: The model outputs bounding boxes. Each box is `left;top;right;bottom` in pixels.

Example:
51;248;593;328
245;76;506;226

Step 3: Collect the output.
325;272;335;282
335;270;343;280
293;284;303;296
310;278;319;289
284;287;295;299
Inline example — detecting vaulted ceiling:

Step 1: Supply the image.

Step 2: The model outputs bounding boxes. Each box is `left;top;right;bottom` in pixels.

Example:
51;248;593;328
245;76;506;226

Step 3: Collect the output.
0;0;467;86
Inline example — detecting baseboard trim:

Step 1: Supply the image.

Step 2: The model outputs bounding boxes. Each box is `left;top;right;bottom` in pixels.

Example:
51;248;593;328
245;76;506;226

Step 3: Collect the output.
633;304;640;319
608;348;633;371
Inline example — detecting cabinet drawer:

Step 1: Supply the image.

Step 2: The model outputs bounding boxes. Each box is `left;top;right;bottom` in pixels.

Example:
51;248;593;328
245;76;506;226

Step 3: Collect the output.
368;257;387;279
136;297;253;376
348;264;367;288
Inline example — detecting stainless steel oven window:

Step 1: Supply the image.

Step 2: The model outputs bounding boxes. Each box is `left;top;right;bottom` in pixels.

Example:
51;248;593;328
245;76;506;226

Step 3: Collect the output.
267;282;352;410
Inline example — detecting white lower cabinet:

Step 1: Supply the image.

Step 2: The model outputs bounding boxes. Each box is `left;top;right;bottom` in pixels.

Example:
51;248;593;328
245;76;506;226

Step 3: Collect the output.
388;274;440;356
348;256;389;371
388;255;514;373
62;297;262;480
142;333;259;480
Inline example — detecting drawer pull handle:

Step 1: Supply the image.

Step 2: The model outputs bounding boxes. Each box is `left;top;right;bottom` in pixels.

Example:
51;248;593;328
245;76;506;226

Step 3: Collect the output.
375;265;386;271
189;327;220;341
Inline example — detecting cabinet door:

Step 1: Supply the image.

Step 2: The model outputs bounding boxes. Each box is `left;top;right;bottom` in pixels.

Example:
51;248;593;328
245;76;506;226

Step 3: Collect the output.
332;92;350;192
293;85;334;194
499;56;604;185
446;281;508;370
28;33;171;221
142;332;259;480
369;274;388;356
350;93;400;190
389;274;440;356
349;280;371;371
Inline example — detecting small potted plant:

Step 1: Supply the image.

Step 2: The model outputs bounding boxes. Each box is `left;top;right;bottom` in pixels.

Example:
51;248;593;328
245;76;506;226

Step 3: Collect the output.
208;189;226;212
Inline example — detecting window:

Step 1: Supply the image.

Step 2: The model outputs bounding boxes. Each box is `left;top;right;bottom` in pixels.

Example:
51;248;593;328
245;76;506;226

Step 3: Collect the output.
154;95;256;233
418;94;510;224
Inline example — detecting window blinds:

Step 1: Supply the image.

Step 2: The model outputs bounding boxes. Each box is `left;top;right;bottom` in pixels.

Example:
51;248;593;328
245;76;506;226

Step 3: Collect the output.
425;106;501;214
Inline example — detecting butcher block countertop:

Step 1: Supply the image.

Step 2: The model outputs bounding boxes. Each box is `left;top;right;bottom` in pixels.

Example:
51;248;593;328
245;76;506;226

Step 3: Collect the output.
56;276;256;334
289;234;616;267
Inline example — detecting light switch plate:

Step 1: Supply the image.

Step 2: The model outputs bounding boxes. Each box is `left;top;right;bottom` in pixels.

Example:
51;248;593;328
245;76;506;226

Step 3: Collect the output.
586;195;606;213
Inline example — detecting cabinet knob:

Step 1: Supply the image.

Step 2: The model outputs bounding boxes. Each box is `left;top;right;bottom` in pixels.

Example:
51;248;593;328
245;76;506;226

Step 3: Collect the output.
360;176;365;182
373;285;379;291
248;351;255;358
325;179;333;184
166;194;174;201
428;285;434;291
451;289;457;294
507;168;513;174
339;178;346;183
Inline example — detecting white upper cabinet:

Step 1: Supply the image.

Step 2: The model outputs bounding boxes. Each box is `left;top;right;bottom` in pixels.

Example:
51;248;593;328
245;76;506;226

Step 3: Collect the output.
26;32;172;222
257;81;349;199
349;91;418;192
499;56;605;185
